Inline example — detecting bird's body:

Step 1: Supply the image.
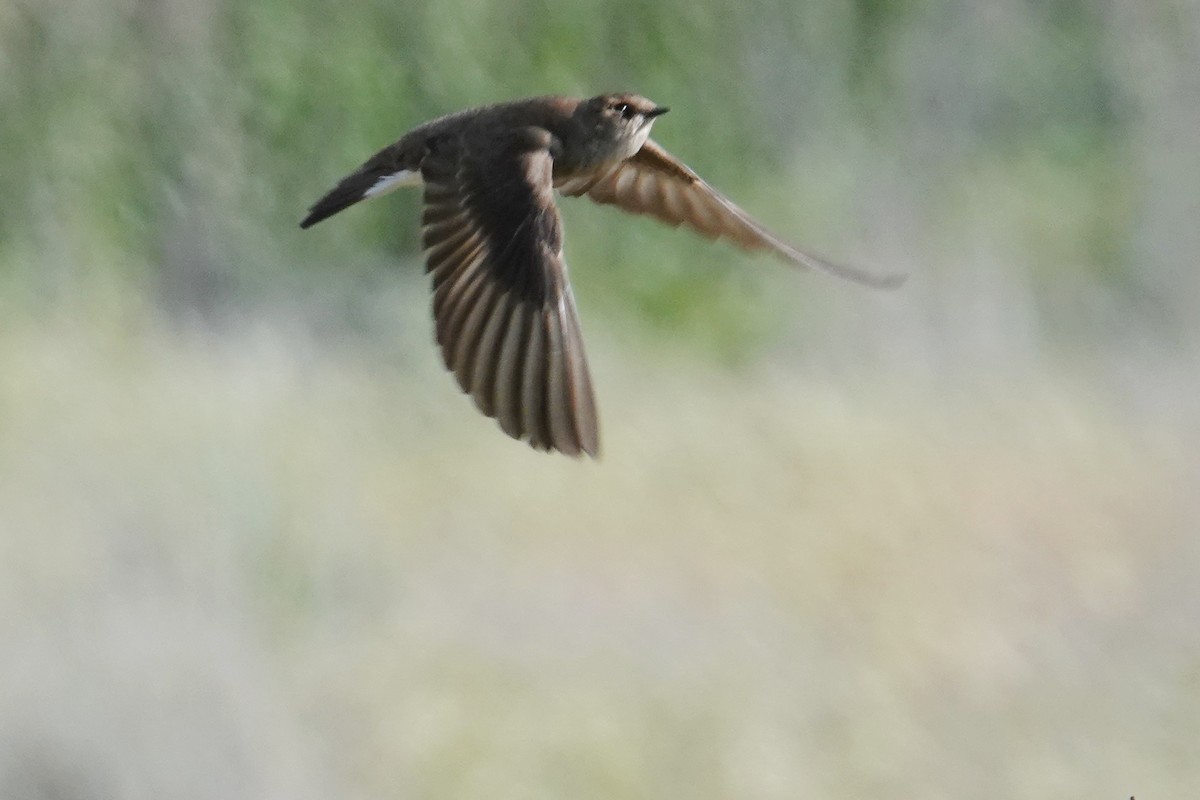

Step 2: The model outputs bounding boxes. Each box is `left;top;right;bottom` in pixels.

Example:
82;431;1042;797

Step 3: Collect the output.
301;93;900;457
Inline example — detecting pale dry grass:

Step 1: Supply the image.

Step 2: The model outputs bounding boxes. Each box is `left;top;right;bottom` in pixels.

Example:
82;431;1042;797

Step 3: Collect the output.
0;303;1196;799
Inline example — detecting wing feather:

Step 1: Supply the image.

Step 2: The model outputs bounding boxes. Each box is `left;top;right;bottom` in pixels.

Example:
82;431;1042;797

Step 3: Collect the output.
418;131;600;456
562;139;904;288
521;310;550;451
493;298;530;438
470;290;516;415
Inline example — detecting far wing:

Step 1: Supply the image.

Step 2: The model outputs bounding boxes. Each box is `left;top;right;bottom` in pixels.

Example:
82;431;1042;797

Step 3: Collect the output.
558;139;903;289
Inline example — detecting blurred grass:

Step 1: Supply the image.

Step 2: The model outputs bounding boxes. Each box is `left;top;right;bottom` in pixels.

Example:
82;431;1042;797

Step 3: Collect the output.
0;296;1197;798
2;0;1200;797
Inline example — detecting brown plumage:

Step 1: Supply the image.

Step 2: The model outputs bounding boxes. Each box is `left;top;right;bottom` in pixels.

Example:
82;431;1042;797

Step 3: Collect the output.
301;93;902;457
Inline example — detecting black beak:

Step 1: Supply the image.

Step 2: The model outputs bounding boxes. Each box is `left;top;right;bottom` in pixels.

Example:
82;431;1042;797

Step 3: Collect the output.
644;106;670;119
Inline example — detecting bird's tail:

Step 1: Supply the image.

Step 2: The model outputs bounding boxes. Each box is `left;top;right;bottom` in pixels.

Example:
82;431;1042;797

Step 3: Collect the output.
300;148;422;229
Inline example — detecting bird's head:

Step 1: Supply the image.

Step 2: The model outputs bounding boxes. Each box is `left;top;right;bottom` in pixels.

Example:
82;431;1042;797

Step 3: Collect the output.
575;93;669;164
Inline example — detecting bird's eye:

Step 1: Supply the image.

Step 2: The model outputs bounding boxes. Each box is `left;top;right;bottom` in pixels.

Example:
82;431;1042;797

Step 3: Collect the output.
613;102;634;119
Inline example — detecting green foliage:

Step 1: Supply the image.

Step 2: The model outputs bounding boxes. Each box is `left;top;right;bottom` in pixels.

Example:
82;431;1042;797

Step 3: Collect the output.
0;0;1191;356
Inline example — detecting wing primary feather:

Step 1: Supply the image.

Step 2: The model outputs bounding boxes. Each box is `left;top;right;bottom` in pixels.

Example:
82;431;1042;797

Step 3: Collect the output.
559;291;599;457
421;203;463;227
422;215;474;250
422;182;457;204
470;291;515;416
431;244;482;322
543;302;579;456
521;310;550;451
578;140;906;288
450;278;498;390
494;299;530;439
428;229;484;280
435;254;488;349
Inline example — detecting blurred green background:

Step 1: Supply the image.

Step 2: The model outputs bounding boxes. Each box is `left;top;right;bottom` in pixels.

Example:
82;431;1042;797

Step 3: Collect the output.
2;0;1198;797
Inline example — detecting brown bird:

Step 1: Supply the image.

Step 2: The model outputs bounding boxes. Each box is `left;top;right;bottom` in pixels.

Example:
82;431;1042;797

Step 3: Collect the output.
301;93;901;457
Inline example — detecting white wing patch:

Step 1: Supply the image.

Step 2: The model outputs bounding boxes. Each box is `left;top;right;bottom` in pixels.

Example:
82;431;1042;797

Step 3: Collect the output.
364;169;423;199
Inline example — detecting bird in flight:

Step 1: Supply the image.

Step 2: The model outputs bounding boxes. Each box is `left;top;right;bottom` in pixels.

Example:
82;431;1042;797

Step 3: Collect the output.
301;93;902;457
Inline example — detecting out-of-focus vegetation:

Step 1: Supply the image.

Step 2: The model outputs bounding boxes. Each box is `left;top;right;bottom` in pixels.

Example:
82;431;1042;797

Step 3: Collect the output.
1;0;1198;798
7;0;1198;350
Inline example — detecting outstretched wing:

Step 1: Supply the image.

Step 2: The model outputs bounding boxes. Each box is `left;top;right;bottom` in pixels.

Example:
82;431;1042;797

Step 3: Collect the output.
558;139;904;289
420;128;599;457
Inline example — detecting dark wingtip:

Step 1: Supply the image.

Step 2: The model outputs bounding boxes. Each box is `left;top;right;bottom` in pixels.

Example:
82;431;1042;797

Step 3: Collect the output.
576;437;601;460
800;252;910;290
299;201;342;230
299;206;326;230
300;182;373;230
871;271;909;290
548;441;600;460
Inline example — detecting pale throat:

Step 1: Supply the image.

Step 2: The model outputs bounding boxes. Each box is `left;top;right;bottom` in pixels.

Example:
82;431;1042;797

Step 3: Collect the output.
630;124;653;153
